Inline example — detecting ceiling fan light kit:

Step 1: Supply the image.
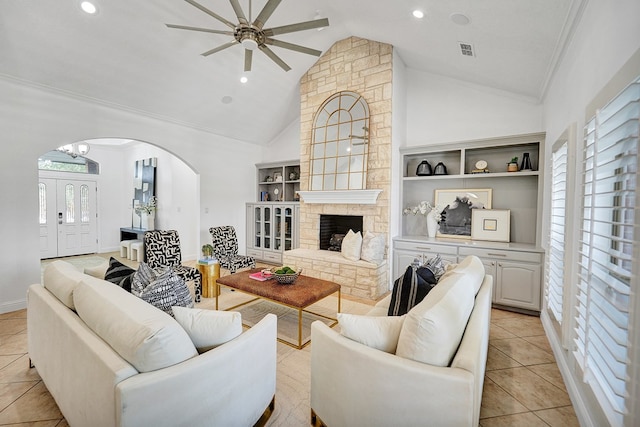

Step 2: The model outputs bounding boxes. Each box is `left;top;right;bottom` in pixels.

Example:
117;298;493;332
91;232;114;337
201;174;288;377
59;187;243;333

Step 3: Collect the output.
167;0;330;72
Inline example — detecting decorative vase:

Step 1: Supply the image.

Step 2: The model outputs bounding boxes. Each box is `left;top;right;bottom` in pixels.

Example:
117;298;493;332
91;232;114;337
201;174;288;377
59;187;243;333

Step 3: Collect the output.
426;214;438;237
141;212;155;230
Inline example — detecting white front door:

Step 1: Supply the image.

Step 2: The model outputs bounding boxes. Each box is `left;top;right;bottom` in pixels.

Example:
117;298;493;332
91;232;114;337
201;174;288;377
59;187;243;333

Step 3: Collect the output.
39;179;98;258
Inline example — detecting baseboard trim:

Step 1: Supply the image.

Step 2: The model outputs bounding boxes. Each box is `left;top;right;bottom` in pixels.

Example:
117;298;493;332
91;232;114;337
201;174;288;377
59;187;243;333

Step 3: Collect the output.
1;299;27;315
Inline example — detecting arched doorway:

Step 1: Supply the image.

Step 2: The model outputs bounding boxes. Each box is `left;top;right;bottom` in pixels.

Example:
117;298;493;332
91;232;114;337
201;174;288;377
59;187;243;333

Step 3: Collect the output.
37;138;200;260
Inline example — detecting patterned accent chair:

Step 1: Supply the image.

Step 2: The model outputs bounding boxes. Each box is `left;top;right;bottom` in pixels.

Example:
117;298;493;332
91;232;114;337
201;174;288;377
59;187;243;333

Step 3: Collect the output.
143;230;202;302
209;226;256;273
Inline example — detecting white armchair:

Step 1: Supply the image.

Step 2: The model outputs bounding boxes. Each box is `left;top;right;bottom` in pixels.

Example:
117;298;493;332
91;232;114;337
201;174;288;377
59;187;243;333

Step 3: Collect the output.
310;274;493;427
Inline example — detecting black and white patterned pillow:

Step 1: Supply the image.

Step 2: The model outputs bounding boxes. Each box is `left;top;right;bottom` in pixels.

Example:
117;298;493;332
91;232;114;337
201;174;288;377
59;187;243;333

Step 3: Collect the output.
132;263;193;315
104;257;135;292
387;265;437;316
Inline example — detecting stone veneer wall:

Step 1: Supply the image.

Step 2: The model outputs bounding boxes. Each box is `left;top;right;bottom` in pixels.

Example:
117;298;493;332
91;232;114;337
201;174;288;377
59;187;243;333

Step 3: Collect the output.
294;36;393;299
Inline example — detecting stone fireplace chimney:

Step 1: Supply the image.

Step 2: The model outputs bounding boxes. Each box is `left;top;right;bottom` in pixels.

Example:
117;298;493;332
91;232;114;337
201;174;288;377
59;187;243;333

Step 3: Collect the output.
298;37;393;251
282;37;393;300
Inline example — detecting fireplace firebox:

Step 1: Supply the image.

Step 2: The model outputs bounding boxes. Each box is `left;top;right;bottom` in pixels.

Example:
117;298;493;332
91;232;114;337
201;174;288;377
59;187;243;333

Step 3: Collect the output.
319;215;363;250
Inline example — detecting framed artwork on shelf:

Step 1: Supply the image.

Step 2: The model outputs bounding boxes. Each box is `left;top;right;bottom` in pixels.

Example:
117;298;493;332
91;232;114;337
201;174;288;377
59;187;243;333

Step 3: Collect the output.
434;188;492;239
471;209;511;242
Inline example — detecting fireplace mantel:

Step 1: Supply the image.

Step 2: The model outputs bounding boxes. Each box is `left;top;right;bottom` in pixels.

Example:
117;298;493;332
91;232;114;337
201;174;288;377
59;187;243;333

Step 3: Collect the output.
297;190;382;205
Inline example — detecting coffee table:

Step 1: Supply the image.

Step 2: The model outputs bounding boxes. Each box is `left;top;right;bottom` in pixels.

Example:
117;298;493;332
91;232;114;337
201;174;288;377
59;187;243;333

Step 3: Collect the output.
216;269;341;349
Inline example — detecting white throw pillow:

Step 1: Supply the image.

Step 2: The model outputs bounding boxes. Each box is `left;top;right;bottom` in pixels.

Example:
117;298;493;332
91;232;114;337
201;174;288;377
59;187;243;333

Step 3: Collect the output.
338;313;405;353
172;306;243;353
73;278;198;373
341;229;363;262
360;231;385;263
43;260;85;309
444;255;485;295
395;272;476;366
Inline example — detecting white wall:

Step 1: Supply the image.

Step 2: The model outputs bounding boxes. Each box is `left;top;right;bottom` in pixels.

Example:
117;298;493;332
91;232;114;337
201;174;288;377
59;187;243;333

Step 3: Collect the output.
262;117;301;163
405;69;544;146
0;78;261;313
540;1;640;426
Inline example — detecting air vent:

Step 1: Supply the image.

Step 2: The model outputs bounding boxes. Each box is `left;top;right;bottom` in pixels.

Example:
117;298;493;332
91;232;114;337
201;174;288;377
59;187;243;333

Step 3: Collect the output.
459;42;475;57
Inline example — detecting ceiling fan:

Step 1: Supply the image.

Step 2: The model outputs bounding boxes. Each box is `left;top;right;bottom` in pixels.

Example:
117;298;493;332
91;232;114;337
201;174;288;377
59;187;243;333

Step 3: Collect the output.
166;0;329;72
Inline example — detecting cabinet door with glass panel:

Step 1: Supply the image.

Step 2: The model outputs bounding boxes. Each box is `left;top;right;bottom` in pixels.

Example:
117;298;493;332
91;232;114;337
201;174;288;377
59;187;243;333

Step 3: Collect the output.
252;205;273;251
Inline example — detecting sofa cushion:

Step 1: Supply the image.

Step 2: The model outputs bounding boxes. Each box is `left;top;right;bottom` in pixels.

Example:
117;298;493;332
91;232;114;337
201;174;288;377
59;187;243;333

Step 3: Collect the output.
73;277;198;372
84;260;109;279
43;260;86;310
132;263;194;315
360;231;385;263
387;266;437;316
104;257;135;292
172;306;242;353
338;313;405;353
395;257;484;366
443;255;486;295
341;229;362;262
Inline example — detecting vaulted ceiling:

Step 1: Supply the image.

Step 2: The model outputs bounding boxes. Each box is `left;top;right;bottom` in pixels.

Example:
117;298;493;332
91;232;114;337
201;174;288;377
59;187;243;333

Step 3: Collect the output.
0;0;575;145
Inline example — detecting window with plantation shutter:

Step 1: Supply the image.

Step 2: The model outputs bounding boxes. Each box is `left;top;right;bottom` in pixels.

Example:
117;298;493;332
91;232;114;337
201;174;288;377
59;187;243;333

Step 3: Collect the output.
546;141;568;325
576;76;638;426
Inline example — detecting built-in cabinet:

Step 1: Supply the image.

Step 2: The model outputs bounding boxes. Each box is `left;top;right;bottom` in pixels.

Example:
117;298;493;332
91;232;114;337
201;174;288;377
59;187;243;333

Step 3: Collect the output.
247;161;301;264
256;160;301;202
396;133;546;314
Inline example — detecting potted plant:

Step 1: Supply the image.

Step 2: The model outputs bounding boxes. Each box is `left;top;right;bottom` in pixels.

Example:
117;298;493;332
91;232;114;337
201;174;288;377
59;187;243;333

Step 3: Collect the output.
201;244;214;259
507;157;519;172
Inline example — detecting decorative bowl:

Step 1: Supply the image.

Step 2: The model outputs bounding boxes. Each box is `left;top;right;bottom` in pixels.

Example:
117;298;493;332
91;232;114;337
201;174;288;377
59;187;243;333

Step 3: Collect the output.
271;267;302;285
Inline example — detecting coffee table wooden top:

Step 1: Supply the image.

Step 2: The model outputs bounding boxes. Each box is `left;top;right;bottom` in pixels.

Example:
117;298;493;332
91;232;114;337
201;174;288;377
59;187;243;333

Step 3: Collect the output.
217;269;340;309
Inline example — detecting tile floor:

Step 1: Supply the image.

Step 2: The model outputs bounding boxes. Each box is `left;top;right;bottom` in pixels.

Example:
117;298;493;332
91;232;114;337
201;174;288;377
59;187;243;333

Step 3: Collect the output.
0;255;579;426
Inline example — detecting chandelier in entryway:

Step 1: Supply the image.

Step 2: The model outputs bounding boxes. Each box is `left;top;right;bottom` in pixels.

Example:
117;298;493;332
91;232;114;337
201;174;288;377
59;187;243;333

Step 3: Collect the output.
57;141;90;158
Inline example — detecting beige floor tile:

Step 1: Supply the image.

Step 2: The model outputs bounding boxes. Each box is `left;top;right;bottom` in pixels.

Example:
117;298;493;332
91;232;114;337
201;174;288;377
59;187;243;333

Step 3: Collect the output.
0;355;21;370
490;337;555;366
491;308;526;320
528;363;567;390
0;382;62;425
0;318;28;336
480;378;528;418
522;335;553;353
480;411;549;427
0;355;42;384
535;405;580;427
487;367;572;411
492;316;546;337
486;346;522;371
0;310;27;321
0;334;28;357
0;381;38;412
489;324;517;341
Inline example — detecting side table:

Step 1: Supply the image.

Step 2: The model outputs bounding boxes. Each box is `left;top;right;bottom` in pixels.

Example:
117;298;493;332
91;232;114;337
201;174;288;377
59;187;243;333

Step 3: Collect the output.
197;262;220;298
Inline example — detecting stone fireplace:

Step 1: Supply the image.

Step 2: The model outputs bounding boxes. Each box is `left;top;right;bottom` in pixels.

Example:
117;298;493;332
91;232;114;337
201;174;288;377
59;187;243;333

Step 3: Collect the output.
282;36;393;300
319;214;363;250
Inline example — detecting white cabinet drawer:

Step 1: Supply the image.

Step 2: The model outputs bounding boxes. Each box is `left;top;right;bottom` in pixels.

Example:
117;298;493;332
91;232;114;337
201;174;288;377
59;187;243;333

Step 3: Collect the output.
247;249;263;259
394;240;458;255
458;247;542;263
263;251;283;263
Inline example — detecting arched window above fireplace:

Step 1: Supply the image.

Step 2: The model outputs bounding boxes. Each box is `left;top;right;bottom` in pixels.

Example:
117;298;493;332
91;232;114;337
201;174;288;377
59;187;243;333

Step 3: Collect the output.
310;91;369;191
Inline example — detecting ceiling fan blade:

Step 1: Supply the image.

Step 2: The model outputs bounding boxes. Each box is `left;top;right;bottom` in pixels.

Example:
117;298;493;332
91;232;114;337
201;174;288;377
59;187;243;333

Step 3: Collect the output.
166;24;234;36
229;0;248;25
263;18;329;36
184;0;236;29
244;49;253;72
253;0;282;30
258;45;291;71
201;40;238;56
264;38;322;56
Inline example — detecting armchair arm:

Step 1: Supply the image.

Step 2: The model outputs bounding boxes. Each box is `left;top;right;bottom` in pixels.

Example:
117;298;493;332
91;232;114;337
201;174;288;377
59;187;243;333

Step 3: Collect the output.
310;321;475;427
117;314;277;427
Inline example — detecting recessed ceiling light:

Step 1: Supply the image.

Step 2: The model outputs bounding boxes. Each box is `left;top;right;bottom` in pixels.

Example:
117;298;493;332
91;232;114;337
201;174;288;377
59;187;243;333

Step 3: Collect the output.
240;76;248;84
412;10;424;19
450;13;471;26
80;1;97;14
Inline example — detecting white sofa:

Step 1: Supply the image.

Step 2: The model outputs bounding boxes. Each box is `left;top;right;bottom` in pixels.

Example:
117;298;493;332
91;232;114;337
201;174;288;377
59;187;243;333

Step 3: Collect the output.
310;255;493;427
28;260;277;427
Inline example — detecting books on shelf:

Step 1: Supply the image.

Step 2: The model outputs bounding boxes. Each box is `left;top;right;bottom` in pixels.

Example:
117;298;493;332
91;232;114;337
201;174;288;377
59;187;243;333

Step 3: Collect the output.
249;271;273;281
